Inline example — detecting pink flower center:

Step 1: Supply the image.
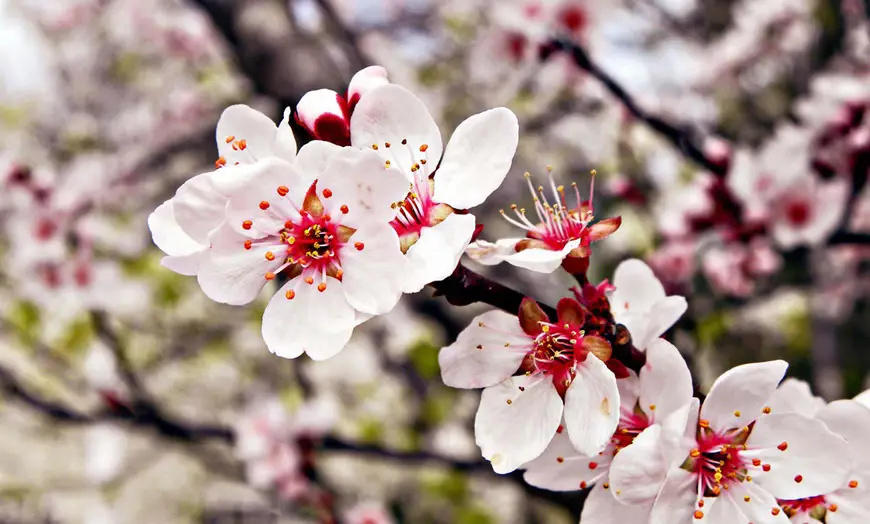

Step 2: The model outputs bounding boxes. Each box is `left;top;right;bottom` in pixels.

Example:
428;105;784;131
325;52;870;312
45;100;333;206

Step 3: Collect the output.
691;431;748;496
500;169;595;251
282;213;343;271
612;409;651;451
778;495;827;516
526;322;588;395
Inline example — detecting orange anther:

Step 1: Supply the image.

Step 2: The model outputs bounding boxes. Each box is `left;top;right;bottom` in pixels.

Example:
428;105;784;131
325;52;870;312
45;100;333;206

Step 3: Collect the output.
579;481;587;489
242;220;253;230
693;510;704;519
238;139;247;150
284;220;294;229
304;276;314;285
259;201;270;210
317;282;327;292
829;504;838;512
763;464;771;472
244;240;252;250
777;442;788;451
265;251;275;261
419;144;428;152
322;188;333;198
752;458;761;467
556;457;564;463
849;480;859;488
794;475;803;483
225;135;235;143
277;186;289;196
354;242;365;251
771;508;781;516
264;272;275;280
588;462;598;470
340;204;349;214
285;290;295;300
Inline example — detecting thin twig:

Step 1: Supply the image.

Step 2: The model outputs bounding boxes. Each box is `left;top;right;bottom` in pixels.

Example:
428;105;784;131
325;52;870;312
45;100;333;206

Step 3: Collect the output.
541;38;726;177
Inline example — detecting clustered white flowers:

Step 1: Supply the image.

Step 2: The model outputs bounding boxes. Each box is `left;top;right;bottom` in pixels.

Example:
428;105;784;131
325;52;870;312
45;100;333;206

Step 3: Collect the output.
149;66;870;523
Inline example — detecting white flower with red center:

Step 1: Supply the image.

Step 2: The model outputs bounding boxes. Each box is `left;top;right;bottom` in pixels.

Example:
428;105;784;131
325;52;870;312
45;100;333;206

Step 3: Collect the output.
467;169;621;274
295;66;390;146
438;297;622;473
775;399;870;524
521;339;693;522
148;104;297;275
607;259;687;350
766;381;870;523
608;360;852;524
349;84;519;291
196;144;409;360
767;173;849;249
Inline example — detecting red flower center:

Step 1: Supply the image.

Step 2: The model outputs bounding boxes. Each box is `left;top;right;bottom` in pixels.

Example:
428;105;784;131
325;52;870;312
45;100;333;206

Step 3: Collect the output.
785;200;811;226
692;431;748;496
612;409;651;451
283;213;343;271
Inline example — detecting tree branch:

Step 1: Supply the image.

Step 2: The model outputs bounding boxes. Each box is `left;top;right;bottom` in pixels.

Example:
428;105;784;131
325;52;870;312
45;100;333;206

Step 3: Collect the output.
541;38;726;177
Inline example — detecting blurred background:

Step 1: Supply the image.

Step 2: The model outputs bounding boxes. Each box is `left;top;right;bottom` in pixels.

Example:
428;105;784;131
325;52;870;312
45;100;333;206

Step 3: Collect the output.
1;0;869;522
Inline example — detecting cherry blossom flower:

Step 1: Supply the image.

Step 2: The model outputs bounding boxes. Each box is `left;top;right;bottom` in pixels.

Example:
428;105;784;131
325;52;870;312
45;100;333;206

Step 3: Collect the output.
609;360;852;524
295;66;390;146
344;501;396;524
148;104;297;276
774;398;870;523
196;145;409;360
467;169;621;274
234;397;336;499
438;297;622;473
767;173;850;250
521;339;693;522
701;238;782;297
607;259;687;351
350;84;519;291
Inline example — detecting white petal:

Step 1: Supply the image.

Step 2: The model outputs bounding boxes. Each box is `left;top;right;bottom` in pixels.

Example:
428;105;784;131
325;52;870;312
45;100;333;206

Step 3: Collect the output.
196;224;285;305
465;238;518;266
816;400;870;464
706;480;789;524
700;360;788;433
172;169;234;244
347;66;389;106
224;158;309;238
638;296;688;349
160;252;202;276
853;389;870;409
640;339;693;421
502;239;581;273
474;375;563;474
316;147;410;229
273;107;298;162
262;277;355;360
748;413;850;499
216;104;279;163
563;354;620;456
582;483;652;524
522;431;609;491
609;258;669;316
649;468;696;524
438;310;530;389
148;199;204;257
402;213;477;292
826;482;870;524
339;223;407;315
432;108;518;210
609;425;668;505
350;84;443;175
294;140;343;179
617;370;641;413
767;378;826;417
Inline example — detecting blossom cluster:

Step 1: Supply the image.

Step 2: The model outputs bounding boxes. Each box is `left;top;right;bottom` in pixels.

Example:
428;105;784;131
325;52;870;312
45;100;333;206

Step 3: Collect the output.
144;59;870;523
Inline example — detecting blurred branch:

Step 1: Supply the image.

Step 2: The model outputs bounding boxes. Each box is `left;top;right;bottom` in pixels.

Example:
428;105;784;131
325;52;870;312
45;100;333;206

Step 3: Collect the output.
91;310;148;400
310;0;370;71
829;231;870;244
541;38;726;177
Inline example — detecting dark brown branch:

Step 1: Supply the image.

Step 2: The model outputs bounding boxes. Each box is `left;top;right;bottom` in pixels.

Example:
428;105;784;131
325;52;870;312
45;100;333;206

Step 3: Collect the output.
540;38;726;177
430;263;557;318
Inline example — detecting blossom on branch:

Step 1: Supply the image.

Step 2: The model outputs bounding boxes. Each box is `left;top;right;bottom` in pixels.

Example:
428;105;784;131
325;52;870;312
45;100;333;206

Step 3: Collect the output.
467;169;621;274
350;84;519;291
521;338;693;523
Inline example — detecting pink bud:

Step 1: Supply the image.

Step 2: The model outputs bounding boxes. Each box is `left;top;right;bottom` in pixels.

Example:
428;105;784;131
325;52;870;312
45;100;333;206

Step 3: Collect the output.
295;89;350;146
347;66;389;112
